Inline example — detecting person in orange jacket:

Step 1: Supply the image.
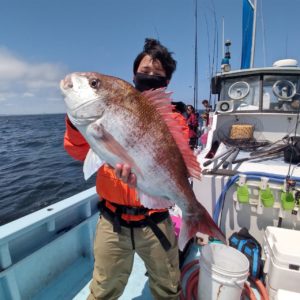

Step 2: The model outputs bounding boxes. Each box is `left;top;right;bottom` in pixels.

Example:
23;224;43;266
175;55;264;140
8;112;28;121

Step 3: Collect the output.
64;38;188;300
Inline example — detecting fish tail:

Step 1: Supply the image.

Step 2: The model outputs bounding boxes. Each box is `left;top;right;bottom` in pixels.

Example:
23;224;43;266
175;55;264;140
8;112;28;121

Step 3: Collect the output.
178;203;226;251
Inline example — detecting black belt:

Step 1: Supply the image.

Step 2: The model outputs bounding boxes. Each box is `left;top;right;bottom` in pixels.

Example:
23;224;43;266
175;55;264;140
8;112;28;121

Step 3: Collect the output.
99;200;151;216
98;200;171;251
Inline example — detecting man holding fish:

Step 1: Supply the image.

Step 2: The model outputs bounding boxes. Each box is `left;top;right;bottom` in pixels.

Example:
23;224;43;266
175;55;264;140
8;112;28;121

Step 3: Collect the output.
62;38;224;300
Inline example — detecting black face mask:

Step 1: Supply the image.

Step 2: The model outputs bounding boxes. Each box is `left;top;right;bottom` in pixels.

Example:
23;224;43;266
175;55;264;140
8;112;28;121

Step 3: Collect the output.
134;72;168;92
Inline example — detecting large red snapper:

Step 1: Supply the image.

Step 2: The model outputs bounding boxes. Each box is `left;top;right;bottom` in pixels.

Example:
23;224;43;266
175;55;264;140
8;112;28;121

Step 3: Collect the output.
60;72;225;249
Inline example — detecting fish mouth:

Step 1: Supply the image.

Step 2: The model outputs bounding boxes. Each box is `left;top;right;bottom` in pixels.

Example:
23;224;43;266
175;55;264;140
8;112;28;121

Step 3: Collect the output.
67;113;98;127
70;96;102;113
66;98;105;126
60;74;73;93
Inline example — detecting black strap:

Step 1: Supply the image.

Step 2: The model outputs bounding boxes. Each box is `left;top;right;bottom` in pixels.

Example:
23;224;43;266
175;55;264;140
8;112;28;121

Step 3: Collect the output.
144;216;172;251
101;199;150;215
113;206;122;233
98;200;171;251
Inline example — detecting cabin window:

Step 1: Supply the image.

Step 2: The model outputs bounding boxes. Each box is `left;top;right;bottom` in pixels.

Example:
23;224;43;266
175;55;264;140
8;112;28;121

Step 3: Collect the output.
220;76;260;111
263;75;300;112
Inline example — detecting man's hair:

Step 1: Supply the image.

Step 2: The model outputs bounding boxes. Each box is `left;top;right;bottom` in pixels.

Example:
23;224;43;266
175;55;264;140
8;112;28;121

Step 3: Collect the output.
186;105;195;113
171;101;186;114
202;99;208;105
133;38;177;80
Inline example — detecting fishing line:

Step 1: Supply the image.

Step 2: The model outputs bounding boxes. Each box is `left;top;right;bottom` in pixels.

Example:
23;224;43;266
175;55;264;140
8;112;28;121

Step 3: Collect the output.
153;26;160;41
204;13;211;84
259;0;267;67
210;0;219;106
202;0;218;107
286;93;300;179
211;0;218;77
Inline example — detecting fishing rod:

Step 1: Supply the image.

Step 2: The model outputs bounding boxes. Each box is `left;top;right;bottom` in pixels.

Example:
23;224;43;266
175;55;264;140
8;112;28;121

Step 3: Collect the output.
232;145;288;164
210;147;238;172
249;143;288;157
202;146;236;167
222;148;240;169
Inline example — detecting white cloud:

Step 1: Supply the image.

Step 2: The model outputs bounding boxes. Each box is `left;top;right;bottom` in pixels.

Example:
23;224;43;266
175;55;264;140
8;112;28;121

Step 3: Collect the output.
22;92;34;98
0;91;20;102
0;47;68;115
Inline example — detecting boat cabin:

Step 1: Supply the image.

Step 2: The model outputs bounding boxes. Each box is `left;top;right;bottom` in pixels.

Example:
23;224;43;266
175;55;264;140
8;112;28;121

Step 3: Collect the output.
212;65;300;114
194;60;300;252
204;61;300;148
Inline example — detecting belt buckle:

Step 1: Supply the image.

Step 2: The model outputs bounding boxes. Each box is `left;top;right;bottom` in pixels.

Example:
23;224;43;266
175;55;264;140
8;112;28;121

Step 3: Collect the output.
126;207;138;215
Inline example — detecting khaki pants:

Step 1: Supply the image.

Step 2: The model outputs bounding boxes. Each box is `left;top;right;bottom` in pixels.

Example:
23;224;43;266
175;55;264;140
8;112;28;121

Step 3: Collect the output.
88;215;181;300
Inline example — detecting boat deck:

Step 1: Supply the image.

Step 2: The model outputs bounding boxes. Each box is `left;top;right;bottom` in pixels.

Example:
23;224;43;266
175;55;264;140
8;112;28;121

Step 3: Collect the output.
1;184;298;299
74;243;201;300
74;253;153;300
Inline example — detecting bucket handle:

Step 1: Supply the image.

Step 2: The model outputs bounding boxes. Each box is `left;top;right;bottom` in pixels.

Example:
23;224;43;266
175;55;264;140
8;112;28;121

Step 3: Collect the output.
229;278;246;290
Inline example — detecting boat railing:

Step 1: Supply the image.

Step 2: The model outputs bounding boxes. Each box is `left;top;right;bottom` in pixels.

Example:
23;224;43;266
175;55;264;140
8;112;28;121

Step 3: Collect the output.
0;186;99;267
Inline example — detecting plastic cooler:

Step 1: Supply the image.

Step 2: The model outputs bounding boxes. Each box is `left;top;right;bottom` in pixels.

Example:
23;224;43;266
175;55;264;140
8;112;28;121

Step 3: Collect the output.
262;226;300;297
275;289;300;300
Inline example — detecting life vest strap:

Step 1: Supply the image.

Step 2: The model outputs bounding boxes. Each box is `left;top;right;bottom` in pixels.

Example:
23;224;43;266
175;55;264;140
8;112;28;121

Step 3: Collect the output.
100;199;151;215
98;200;171;251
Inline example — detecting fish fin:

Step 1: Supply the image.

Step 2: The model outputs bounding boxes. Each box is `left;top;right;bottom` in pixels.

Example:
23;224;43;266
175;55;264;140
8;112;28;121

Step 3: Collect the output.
89;123;143;179
141;89;201;180
138;191;174;209
83;149;104;180
178;220;191;251
178;201;226;251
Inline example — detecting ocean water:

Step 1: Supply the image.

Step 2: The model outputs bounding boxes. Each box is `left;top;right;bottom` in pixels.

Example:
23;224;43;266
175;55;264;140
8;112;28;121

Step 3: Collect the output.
0;114;96;225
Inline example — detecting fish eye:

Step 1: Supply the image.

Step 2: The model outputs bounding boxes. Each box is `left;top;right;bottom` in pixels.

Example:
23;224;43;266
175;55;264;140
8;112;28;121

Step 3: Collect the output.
90;78;100;89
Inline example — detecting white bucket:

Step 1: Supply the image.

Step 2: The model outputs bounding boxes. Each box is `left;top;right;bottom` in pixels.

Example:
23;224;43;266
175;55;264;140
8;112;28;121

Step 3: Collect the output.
198;243;249;300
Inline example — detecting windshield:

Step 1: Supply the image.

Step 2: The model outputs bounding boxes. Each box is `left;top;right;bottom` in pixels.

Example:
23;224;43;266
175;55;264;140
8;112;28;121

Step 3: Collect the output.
218;74;300;113
262;75;300;112
220;76;260;111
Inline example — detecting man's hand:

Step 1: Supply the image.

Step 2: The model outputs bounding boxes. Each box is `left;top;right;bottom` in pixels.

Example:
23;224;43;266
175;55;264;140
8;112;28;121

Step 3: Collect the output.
115;163;137;188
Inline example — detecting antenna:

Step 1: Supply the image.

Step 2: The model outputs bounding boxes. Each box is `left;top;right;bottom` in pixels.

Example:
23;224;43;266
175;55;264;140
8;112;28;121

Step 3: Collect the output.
221;40;231;73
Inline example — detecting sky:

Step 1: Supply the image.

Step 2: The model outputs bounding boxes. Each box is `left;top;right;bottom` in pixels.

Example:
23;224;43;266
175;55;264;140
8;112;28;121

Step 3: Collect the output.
1;0;300;115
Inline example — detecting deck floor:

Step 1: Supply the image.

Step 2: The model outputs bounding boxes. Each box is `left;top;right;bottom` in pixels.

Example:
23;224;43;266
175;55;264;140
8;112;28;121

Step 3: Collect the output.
71;243;266;300
73;243;201;300
73;253;153;300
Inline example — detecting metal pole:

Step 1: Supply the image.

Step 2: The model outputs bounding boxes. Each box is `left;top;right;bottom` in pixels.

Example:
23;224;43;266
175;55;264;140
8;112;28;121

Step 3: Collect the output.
250;0;257;68
193;0;198;111
222;16;225;58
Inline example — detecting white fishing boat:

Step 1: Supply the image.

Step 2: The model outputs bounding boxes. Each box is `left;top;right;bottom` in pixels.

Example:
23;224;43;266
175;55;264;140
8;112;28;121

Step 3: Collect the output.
2;1;300;299
192;1;300;296
193;57;300;299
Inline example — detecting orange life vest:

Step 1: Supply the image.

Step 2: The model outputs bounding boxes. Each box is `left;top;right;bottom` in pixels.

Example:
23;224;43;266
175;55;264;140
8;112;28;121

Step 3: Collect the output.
96;165;168;221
